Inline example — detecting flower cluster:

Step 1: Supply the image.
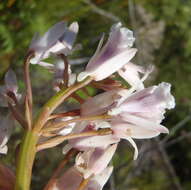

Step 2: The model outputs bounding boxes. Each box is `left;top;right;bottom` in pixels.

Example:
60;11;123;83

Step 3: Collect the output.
0;21;175;190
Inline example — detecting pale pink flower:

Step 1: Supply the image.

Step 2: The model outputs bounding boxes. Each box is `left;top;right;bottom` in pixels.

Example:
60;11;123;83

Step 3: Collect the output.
29;21;79;66
0;70;21;107
53;166;113;190
78;23;137;81
108;82;175;159
75;144;117;178
79;82;175;159
118;62;154;90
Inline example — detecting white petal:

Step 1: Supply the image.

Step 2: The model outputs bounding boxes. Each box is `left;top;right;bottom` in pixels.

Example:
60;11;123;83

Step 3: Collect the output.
0;145;8;154
155;82;175;109
110;22;135;48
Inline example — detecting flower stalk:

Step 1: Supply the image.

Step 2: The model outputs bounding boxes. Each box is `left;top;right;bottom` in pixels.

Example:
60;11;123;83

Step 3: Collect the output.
14;130;39;190
24;52;34;129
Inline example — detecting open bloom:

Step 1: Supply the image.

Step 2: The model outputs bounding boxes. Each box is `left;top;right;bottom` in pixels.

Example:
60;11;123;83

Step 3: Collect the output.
54;166;113;190
78;22;137;81
109;82;175;158
0;70;21;107
79;82;175;159
29;21;79;67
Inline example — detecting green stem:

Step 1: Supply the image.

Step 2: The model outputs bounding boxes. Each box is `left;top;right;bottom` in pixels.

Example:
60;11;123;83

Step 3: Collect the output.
14;130;39;190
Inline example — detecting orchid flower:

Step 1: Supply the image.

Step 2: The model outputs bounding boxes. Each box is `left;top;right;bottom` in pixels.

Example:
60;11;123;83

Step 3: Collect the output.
108;82;175;159
75;144;117;178
78;22;137;81
79;82;175;159
0;70;21;107
29;21;79;67
53;166;113;190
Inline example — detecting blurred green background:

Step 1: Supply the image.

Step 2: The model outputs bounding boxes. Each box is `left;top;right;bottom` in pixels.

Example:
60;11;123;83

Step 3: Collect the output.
1;0;191;189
